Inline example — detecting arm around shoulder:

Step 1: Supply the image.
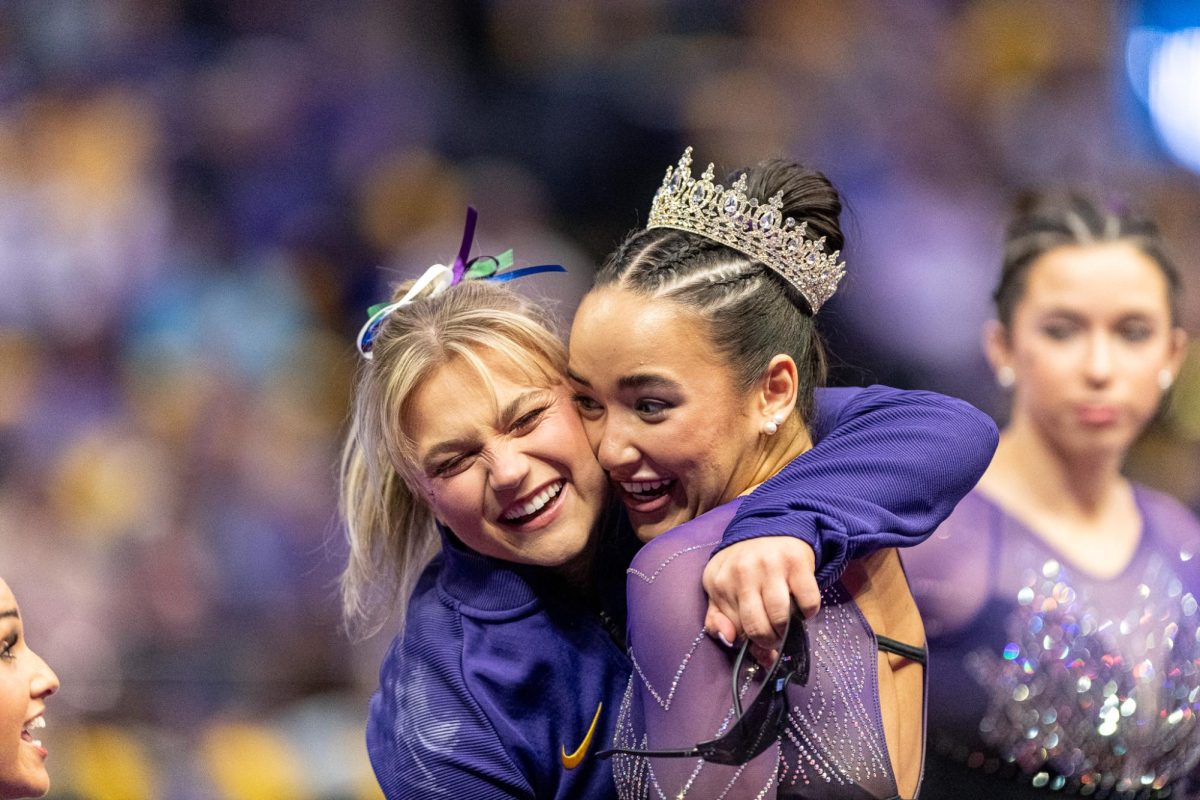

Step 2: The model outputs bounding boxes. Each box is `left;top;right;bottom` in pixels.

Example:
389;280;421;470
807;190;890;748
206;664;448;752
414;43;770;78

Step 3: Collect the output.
721;384;999;587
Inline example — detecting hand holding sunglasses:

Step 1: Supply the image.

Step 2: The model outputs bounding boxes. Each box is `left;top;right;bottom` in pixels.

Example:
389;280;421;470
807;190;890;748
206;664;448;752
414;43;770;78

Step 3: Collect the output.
598;607;809;766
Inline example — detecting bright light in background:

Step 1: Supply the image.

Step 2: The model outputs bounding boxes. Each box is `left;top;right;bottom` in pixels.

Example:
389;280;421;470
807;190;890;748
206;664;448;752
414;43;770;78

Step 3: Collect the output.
1127;26;1200;174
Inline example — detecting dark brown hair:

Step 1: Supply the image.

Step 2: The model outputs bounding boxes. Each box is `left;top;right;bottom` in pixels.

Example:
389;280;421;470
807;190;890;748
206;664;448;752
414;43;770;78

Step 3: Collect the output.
996;190;1182;326
593;158;842;421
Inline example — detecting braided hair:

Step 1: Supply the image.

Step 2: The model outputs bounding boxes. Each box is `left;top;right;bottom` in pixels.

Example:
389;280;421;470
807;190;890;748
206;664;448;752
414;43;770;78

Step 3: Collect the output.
595;158;843;421
996;190;1182;327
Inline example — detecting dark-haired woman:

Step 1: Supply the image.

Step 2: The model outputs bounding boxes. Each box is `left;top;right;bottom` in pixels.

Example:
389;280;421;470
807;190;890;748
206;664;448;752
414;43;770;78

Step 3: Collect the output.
904;191;1199;799
0;578;59;800
568;151;993;799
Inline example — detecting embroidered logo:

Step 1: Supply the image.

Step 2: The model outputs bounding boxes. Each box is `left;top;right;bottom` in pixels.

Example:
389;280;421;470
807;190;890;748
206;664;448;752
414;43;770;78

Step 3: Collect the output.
560;702;603;769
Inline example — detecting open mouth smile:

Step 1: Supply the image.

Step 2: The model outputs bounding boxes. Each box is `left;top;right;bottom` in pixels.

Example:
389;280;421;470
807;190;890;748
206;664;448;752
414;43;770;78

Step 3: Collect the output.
21;715;47;756
618;478;674;502
500;480;565;526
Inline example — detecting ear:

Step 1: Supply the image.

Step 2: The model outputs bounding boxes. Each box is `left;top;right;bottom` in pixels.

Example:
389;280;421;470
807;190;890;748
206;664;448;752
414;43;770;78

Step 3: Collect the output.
756;354;799;420
982;319;1013;375
1165;326;1189;379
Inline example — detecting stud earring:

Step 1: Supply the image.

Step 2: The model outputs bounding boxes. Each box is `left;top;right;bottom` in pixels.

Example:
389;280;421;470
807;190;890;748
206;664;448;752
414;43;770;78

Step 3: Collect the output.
1159;368;1175;392
996;366;1016;389
763;412;785;436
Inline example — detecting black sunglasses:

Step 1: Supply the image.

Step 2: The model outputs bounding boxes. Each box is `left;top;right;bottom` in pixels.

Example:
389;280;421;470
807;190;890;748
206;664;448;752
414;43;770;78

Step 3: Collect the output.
598;609;809;766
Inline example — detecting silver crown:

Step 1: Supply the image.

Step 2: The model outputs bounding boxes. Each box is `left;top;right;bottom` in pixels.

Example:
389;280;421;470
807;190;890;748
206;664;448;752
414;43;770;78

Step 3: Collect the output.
646;147;845;312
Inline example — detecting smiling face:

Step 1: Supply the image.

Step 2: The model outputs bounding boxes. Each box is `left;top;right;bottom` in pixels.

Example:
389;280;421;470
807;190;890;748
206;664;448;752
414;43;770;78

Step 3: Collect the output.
568;288;767;541
988;241;1187;463
0;580;58;800
404;352;608;567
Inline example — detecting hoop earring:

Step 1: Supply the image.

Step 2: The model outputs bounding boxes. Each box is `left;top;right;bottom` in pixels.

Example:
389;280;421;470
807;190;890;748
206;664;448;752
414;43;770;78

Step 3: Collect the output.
996;366;1016;389
1159;368;1175;392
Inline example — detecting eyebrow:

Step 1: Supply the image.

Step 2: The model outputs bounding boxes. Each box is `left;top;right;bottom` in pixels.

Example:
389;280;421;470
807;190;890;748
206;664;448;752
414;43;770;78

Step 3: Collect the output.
566;368;681;394
617;373;681;392
0;609;17;620
420;389;554;465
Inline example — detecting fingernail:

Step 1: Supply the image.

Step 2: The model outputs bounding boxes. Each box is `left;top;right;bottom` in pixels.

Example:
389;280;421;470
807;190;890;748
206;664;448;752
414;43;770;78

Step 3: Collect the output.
717;632;734;649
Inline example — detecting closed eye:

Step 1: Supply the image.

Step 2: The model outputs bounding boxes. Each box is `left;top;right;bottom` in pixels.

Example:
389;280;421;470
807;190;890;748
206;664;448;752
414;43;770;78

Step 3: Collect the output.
1042;321;1078;341
511;405;549;434
1117;320;1154;342
432;451;477;478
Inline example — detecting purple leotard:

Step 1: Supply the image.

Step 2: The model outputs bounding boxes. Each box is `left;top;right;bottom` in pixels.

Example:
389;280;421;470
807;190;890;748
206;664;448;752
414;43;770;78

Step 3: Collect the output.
906;486;1200;799
612;497;924;800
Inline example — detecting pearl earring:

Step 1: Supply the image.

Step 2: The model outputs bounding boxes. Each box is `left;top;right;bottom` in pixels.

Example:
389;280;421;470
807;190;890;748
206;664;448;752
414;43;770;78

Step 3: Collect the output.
996;366;1016;389
1159;368;1175;392
763;412;785;436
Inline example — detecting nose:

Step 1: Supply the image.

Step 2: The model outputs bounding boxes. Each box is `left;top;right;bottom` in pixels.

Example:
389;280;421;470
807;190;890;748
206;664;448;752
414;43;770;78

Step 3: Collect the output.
30;649;59;699
487;439;530;493
596;415;640;474
1084;332;1114;386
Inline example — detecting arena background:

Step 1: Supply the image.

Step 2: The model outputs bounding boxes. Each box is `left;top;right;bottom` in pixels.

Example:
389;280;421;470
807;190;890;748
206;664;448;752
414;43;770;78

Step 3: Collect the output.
1;2;1199;798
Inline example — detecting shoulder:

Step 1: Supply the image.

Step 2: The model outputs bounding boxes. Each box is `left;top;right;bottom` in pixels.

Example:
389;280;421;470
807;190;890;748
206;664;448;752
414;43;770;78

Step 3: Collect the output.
368;573;530;797
905;491;996;565
903;491;998;636
628;499;741;586
1137;483;1200;528
375;572;471;718
1136;483;1200;554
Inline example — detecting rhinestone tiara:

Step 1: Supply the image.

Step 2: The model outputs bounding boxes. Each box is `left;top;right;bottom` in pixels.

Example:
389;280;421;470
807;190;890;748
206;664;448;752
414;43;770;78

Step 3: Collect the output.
646;147;845;312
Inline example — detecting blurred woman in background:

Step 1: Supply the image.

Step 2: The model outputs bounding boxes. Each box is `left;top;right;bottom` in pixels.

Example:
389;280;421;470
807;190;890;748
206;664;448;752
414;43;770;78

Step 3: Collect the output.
0;578;59;800
905;191;1199;798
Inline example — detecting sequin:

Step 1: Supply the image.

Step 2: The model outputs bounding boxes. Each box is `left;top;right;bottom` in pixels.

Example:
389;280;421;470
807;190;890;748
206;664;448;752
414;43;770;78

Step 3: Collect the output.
966;551;1200;794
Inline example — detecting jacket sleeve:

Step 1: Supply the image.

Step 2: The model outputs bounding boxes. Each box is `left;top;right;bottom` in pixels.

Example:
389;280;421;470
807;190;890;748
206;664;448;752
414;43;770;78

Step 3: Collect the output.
718;385;999;588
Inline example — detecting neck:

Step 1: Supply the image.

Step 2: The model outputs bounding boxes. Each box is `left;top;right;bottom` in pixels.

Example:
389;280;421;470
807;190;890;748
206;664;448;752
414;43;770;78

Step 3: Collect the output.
735;419;813;499
985;412;1127;517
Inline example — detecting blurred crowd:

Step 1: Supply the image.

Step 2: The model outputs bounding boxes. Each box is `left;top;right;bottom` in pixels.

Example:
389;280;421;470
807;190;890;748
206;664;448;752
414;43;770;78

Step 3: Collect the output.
1;1;1198;798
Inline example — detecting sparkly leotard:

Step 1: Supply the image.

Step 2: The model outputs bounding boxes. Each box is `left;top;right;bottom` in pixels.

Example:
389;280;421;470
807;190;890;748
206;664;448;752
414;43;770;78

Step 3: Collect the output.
610;497;925;800
906;487;1200;799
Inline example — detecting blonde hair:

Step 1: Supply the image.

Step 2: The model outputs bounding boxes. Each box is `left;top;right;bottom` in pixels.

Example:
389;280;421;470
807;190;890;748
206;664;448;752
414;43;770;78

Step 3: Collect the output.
340;279;567;638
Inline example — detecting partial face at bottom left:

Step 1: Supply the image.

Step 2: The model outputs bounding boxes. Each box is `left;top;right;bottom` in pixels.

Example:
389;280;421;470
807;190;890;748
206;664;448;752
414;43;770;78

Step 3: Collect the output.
406;352;609;567
0;579;59;800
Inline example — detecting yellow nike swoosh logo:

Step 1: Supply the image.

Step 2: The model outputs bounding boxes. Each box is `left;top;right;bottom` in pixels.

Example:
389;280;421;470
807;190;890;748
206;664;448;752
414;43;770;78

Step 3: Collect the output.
561;702;603;770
